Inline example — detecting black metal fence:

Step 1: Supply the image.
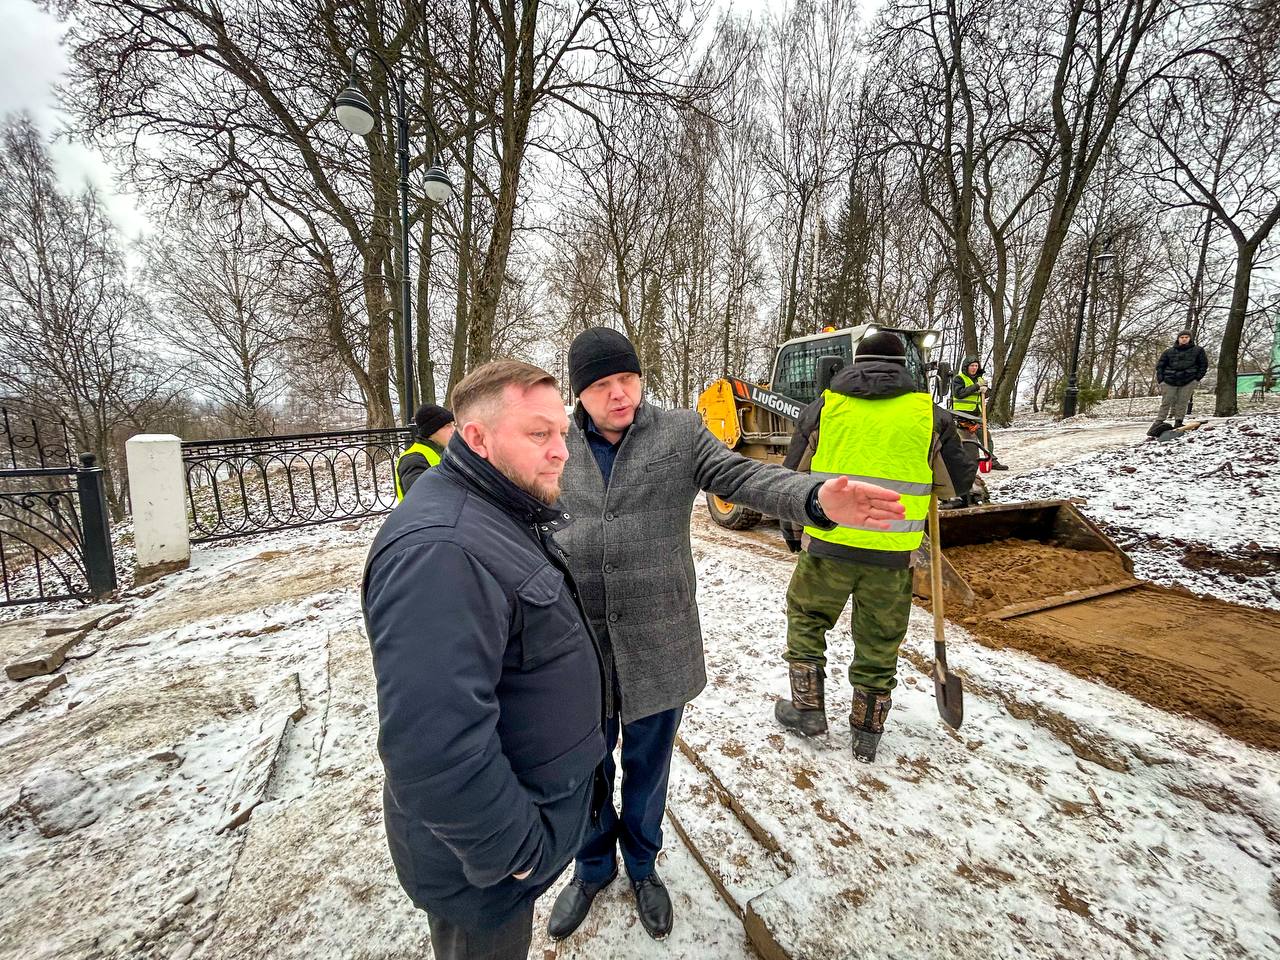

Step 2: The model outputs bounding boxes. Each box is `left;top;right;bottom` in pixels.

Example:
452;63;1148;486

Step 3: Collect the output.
2;406;74;470
0;454;118;607
181;426;413;543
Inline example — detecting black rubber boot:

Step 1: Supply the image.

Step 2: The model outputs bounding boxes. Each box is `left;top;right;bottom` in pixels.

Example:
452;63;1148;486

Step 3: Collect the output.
774;663;827;737
849;688;893;764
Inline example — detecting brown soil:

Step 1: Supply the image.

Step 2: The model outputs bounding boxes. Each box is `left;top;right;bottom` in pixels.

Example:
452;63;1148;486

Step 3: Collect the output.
945;538;1280;750
946;539;1131;610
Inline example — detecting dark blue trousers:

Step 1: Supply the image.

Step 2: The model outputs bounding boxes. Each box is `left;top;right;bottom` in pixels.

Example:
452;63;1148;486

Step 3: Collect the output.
574;703;684;885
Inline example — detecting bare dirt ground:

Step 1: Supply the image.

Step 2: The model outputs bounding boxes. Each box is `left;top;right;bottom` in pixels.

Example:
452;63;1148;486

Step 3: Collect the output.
697;499;1280;749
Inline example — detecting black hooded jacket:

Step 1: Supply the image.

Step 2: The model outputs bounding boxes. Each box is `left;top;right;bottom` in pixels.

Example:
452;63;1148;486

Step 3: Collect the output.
1156;338;1208;387
951;356;985;402
782;360;977;568
362;434;606;927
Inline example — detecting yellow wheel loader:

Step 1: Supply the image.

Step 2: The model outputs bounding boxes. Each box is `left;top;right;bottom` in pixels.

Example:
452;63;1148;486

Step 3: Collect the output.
696;323;941;529
695;324;1138;617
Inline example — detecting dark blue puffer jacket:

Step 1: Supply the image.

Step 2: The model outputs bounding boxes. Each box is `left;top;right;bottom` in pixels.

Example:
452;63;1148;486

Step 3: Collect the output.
1156;339;1209;386
362;434;606;927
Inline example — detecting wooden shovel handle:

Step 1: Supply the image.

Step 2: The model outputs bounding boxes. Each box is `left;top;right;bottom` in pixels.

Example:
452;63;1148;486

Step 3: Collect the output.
928;495;946;651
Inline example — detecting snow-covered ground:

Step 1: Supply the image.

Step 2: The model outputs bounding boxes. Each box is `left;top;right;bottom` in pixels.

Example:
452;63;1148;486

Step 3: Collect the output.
2;412;1278;959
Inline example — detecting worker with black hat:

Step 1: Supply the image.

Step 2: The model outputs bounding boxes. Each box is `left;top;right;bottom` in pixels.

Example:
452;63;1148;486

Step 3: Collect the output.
775;331;975;763
395;403;455;501
545;326;906;944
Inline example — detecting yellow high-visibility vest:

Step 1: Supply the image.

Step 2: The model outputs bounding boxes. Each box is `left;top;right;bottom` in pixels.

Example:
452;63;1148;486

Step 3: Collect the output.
394;441;442;501
953;372;984;413
804;390;933;553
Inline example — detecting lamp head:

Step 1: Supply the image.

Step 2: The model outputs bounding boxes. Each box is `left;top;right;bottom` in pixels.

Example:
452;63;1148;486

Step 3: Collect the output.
423;165;454;204
335;86;376;136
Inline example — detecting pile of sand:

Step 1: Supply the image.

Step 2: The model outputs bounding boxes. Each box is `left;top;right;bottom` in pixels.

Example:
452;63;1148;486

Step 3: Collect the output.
945;538;1130;610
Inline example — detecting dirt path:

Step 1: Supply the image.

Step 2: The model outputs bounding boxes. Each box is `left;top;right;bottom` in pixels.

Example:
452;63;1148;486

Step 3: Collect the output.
944;541;1280;750
693;504;1280;750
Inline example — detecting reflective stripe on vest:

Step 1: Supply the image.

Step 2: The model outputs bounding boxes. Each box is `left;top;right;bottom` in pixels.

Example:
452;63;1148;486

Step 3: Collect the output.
953;373;982;412
394;441;442;502
804;390;934;553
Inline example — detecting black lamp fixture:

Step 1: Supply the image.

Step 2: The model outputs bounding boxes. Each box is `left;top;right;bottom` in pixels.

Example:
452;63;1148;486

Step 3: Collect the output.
1062;236;1115;419
334;50;455;425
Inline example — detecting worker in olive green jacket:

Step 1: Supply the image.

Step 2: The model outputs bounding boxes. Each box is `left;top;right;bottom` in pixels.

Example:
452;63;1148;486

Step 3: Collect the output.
777;333;976;763
395;403;455;501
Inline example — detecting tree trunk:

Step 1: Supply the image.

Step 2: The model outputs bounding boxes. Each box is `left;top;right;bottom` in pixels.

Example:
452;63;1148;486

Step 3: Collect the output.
782;190;810;342
1214;242;1253;417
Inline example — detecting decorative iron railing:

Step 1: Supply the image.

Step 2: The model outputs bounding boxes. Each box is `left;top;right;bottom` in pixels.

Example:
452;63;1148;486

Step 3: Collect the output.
1;407;74;470
0;455;118;607
181;426;413;543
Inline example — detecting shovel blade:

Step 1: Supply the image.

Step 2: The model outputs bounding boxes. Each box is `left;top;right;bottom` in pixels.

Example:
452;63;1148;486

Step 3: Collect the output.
933;661;964;730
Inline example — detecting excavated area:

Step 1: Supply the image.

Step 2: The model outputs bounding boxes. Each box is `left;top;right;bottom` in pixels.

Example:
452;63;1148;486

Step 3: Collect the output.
944;539;1280;751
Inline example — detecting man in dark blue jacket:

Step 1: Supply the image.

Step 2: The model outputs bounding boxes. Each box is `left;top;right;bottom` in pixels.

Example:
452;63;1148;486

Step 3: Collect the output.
363;359;607;960
1155;330;1209;428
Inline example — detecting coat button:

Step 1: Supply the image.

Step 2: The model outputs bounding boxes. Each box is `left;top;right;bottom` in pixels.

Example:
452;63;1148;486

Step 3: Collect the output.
608;612;619;623
605;512;615;521
604;563;614;573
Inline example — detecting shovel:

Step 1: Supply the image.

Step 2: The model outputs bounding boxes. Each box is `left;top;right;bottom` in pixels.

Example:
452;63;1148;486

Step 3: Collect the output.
978;391;992;473
927;495;964;730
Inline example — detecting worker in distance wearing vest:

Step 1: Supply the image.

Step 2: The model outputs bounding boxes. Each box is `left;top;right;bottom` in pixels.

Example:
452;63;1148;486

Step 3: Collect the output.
776;333;977;762
950;357;1007;470
395;403;455;502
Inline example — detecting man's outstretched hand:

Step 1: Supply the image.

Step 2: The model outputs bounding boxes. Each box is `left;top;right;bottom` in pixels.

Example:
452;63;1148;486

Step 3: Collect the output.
817;476;906;530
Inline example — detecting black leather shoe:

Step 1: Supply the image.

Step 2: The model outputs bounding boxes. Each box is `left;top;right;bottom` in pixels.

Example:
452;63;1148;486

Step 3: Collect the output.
547;869;616;941
632;871;673;941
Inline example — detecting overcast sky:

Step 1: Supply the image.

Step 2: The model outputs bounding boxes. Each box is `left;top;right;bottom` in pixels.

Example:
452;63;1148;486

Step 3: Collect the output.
0;0;152;236
0;0;802;241
2;0;1269;303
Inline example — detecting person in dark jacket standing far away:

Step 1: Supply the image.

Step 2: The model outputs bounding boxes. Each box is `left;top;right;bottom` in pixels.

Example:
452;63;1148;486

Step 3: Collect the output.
776;332;977;763
1155;330;1209;428
394;402;455;501
546;327;906;943
363;360;607;960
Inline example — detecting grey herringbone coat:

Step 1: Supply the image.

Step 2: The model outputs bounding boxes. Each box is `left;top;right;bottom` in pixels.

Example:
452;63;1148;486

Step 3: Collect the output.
556;401;820;722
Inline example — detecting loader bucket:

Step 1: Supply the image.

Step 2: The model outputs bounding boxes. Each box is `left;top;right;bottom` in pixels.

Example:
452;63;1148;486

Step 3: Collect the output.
912;499;1136;614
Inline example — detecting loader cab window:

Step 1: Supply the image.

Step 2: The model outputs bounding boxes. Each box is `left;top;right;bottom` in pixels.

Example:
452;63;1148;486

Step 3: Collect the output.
773;334;852;405
901;338;929;392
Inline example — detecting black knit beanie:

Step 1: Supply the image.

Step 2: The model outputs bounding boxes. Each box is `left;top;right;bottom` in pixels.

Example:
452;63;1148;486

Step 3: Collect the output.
855;331;906;362
414;403;454;439
568;327;642;395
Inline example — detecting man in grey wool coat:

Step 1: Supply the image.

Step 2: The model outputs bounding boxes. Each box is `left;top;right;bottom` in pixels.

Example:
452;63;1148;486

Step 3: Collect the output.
547;327;904;942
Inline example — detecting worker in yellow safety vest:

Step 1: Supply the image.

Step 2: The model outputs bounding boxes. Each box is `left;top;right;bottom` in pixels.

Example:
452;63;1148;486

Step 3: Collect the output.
395;403;455;502
951;357;985;413
775;333;977;762
951;356;1008;470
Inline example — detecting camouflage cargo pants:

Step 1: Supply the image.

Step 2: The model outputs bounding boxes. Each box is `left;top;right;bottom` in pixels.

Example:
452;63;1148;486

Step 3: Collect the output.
784;551;914;695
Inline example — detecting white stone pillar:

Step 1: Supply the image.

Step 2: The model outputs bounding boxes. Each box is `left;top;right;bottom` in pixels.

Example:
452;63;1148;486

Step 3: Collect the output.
125;435;190;583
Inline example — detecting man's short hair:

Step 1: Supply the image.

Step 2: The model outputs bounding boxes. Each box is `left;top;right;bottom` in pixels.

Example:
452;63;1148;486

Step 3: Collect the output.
452;359;558;423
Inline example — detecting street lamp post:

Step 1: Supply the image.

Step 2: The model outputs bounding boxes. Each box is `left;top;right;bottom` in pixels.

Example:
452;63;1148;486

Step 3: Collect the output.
334;51;454;426
1062;238;1114;419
